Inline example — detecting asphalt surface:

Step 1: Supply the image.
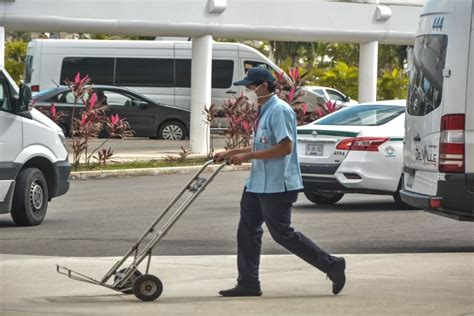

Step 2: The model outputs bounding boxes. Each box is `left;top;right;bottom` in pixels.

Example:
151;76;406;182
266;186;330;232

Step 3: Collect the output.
1;171;473;257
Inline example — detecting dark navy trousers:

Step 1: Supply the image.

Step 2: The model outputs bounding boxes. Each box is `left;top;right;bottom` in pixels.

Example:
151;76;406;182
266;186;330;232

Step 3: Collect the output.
237;189;337;286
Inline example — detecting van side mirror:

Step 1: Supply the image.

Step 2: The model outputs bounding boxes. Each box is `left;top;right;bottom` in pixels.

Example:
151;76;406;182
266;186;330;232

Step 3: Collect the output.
18;84;33;112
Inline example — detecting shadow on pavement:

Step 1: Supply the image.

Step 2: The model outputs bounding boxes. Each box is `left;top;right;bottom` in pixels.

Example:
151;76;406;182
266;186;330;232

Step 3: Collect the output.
42;293;335;305
0;218;17;227
294;201;414;213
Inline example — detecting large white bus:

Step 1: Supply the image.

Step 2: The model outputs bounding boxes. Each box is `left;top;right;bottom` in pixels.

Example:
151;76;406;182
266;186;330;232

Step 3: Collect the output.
401;0;474;221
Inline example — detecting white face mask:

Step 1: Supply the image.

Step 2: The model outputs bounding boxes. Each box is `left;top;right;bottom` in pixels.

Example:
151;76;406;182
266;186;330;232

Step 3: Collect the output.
244;84;262;106
244;84;274;106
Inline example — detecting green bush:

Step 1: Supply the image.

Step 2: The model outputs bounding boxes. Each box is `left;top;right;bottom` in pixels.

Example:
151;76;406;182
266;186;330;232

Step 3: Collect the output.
377;68;408;100
5;41;27;84
311;61;359;100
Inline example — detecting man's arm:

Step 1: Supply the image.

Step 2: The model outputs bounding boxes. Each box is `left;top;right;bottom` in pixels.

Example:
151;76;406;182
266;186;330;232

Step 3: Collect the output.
214;146;252;162
229;138;292;165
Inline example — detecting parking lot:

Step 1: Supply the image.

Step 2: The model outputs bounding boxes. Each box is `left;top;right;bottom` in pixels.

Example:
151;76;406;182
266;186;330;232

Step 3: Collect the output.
1;171;473;257
1;171;473;315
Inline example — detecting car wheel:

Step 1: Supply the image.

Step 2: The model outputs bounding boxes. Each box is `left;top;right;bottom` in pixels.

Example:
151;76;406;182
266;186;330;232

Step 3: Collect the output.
158;121;187;140
393;177;418;210
393;190;418;210
304;192;344;205
98;127;110;139
11;168;49;226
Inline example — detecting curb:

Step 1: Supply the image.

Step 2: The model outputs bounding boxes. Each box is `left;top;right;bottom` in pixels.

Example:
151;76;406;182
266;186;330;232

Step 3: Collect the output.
70;163;251;180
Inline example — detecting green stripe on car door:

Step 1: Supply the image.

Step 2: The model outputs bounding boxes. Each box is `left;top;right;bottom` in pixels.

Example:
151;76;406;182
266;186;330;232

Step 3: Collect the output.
297;130;359;137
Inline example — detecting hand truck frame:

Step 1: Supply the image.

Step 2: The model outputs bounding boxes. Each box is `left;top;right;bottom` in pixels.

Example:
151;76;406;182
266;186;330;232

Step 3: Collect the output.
57;160;226;301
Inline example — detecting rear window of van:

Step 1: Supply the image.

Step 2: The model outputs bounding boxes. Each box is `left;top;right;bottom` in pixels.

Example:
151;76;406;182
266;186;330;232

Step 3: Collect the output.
407;35;448;116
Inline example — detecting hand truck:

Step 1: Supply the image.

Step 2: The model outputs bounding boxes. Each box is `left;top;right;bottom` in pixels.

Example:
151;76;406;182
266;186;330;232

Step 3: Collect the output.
57;160;226;301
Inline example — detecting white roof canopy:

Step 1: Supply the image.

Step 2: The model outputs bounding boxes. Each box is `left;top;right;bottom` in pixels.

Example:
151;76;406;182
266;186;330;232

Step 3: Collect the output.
0;0;423;44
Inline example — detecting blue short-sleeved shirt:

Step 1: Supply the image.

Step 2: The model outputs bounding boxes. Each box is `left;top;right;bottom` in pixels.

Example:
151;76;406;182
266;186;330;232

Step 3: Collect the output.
245;95;304;193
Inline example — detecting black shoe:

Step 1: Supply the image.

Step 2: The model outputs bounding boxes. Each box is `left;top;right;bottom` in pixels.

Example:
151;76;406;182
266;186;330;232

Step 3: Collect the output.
219;284;262;297
327;257;346;295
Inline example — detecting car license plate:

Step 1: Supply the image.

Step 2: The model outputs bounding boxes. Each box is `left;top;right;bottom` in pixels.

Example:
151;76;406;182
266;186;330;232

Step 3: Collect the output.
305;143;324;156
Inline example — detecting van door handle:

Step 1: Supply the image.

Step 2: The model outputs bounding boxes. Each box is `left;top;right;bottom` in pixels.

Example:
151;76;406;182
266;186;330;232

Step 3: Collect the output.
226;90;237;94
413;135;421;142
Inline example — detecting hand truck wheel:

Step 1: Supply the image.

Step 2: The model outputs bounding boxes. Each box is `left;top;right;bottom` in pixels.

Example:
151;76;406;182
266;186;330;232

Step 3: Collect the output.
132;274;163;301
114;268;142;294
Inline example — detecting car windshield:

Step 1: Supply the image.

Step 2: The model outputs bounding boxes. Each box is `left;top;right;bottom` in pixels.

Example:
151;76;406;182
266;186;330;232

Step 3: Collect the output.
314;104;404;126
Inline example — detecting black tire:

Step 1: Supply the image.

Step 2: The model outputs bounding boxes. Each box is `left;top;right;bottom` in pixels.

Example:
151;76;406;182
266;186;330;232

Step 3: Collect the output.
132;274;163;302
393;177;418;210
98;127;109;139
11;168;49;226
304;192;344;205
114;269;142;294
158;121;187;140
393;190;418;210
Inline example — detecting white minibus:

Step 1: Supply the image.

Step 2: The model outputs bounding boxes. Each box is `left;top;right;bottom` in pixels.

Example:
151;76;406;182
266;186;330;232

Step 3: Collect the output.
24;39;285;127
401;0;474;221
0;67;70;226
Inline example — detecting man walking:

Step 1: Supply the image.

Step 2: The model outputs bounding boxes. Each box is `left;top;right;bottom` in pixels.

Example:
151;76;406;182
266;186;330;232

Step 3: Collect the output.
214;67;346;297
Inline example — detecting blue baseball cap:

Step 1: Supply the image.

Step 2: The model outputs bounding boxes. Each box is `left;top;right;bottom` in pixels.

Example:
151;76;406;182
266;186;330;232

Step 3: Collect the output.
233;67;276;86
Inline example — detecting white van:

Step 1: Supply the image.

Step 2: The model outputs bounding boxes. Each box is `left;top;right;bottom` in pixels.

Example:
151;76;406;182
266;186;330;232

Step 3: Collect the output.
401;0;474;221
0;67;70;226
24;39;284;127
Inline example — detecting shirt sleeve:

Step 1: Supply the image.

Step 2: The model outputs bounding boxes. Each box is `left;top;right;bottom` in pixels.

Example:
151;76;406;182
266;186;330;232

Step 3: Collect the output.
270;107;295;144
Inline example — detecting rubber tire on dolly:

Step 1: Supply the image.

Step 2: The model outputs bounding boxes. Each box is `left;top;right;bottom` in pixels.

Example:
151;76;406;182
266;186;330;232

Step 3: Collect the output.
132;274;163;301
11;168;49;226
304;192;344;205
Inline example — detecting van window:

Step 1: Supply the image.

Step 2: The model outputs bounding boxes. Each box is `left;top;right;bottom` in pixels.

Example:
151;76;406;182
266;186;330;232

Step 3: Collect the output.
116;58;174;87
244;61;272;73
62;57;233;89
61;57;114;85
174;59;234;89
24;55;33;84
407;35;448;116
0;83;10;112
315;105;405;126
212;60;234;88
175;59;191;88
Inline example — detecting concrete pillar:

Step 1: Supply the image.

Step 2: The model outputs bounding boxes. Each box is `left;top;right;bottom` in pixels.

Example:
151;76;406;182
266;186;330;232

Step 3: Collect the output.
190;35;212;155
359;41;378;102
358;0;379;103
0;27;5;67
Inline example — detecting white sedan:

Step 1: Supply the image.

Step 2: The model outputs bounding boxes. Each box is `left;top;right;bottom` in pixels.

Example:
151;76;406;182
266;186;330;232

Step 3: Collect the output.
297;100;409;207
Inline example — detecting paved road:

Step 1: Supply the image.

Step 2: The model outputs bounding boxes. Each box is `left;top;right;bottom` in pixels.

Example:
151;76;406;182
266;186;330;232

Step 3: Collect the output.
0;171;473;256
